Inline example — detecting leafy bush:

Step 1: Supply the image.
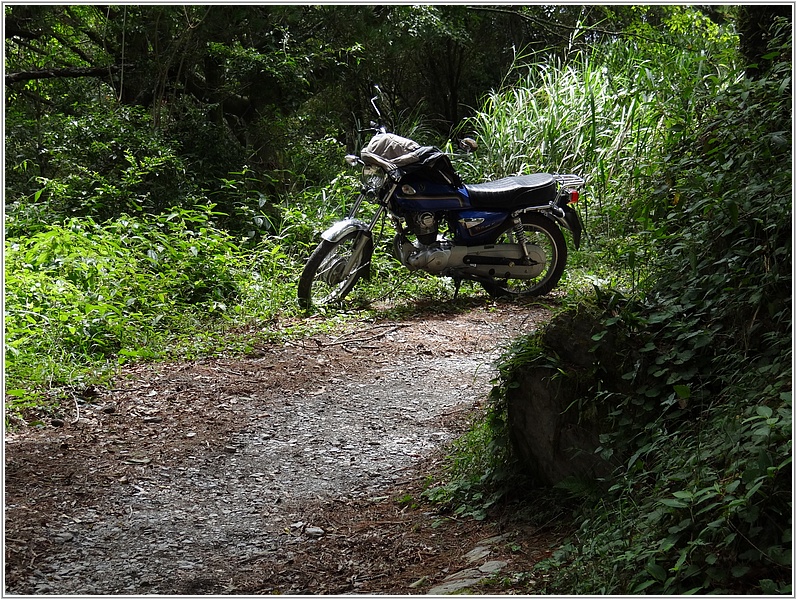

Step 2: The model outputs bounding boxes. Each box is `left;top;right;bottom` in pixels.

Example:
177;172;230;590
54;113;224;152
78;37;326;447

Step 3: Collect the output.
5;206;244;415
510;21;791;595
5;106;194;235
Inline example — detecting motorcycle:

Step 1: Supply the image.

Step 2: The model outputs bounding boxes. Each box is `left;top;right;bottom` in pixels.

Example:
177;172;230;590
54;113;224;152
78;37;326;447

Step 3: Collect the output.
298;98;585;311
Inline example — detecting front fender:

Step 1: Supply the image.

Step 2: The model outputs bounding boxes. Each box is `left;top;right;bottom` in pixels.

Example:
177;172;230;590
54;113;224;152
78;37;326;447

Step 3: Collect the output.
319;218;374;281
320;218;371;243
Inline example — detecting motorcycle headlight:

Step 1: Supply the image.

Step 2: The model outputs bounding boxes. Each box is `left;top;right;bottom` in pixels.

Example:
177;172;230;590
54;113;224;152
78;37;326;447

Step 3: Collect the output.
362;165;387;190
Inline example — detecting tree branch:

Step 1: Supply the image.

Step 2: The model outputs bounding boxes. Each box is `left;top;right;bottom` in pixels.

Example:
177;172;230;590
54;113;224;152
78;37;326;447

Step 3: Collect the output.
470;6;685;50
5;64;134;85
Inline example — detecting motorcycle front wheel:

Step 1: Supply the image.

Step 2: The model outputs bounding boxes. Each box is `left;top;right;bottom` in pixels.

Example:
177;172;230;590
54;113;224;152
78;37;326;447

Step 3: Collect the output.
481;213;567;298
297;231;373;311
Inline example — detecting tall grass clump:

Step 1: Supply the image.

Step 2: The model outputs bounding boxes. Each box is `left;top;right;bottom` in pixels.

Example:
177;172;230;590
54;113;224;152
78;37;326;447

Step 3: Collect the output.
464;8;739;292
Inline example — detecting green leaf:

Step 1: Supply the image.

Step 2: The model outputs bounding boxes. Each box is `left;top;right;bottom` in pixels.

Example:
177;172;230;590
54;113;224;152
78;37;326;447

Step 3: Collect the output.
672;548;688;572
682;586;704;595
659;498;688;508
646;562;667;582
732;565;750;578
673;384;691;399
756;405;773;418
633;579;657;593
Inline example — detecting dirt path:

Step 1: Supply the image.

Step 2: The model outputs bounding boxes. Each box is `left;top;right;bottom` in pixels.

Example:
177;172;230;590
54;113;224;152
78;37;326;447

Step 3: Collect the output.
5;300;565;595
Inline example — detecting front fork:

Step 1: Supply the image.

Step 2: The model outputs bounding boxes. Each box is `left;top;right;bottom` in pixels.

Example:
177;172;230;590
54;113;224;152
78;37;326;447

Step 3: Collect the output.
344;230;374;281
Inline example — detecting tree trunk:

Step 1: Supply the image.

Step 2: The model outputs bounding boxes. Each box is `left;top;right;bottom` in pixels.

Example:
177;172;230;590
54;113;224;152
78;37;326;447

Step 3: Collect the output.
737;5;792;78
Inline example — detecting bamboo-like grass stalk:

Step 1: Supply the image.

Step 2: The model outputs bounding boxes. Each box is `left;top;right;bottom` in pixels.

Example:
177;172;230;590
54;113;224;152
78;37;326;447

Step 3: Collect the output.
467;38;736;245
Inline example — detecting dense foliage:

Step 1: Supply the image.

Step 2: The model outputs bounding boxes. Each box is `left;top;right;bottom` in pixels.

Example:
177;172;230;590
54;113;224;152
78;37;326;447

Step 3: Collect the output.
4;5;792;595
478;15;792;595
6;4;629;224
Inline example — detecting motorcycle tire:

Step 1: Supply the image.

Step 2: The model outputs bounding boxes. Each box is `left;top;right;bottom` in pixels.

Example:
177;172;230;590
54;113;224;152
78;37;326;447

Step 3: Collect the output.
480;213;567;298
298;231;373;311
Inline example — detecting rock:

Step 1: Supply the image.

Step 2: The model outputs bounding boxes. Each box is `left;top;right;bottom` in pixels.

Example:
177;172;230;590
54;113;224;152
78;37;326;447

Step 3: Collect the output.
478;560;507;574
505;311;623;486
409;576;428;588
464;546;491;564
477;533;510;545
506;365;611;486
444;567;482;581
304;526;325;538
427;577;483;595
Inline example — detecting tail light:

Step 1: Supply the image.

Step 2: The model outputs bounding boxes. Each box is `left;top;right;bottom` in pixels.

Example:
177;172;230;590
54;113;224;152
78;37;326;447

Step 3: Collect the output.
568;189;580;204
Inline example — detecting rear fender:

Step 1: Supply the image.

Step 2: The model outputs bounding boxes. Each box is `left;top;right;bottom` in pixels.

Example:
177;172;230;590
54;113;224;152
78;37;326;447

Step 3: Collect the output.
560;206;583;250
515;205;583;250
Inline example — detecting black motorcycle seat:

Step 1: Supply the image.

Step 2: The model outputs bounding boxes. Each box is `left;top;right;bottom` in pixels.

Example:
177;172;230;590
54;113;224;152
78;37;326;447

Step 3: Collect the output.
465;173;557;208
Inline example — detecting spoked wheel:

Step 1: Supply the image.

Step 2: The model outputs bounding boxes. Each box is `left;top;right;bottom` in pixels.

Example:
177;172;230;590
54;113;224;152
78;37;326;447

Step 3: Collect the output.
481;213;567;298
298;231;373;311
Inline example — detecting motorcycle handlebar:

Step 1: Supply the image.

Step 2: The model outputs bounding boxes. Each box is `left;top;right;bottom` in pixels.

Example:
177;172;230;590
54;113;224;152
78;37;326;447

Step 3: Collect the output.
358;122;388;135
370;89;383;120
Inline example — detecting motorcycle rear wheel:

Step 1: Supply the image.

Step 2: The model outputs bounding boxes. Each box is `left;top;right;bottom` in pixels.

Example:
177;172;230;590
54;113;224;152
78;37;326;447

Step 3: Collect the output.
480;213;567;298
298;231;373;311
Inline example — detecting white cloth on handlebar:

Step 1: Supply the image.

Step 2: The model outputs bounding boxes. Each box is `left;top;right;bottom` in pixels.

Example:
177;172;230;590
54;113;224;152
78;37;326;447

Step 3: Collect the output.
360;132;461;186
361;133;425;170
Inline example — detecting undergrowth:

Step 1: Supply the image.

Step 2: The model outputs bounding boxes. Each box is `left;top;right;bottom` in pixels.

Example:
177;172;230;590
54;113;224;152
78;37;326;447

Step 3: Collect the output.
422;14;791;597
3;180;486;424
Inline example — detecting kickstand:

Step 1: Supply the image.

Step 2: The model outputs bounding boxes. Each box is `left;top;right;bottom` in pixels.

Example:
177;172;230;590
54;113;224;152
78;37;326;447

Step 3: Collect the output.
452;277;462;301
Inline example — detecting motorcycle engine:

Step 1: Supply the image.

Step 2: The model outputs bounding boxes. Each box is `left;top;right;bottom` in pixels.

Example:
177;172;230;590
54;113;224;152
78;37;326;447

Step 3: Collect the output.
399;212;452;273
408;211;438;245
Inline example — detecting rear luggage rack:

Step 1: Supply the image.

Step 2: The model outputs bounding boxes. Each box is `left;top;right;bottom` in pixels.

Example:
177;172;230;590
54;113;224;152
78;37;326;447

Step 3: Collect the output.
553;174;586;188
